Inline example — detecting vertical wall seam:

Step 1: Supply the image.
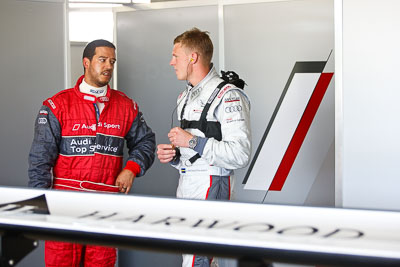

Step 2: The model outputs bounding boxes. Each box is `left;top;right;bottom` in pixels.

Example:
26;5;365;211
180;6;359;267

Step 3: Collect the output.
334;0;343;208
218;0;225;71
64;0;71;89
113;8;118;90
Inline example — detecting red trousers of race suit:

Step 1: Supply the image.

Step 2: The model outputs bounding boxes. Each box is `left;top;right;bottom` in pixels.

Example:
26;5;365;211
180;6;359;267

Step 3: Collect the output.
45;181;119;267
45;241;116;267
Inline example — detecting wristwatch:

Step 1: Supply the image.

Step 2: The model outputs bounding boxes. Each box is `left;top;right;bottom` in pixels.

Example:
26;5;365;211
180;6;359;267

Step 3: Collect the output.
188;135;198;149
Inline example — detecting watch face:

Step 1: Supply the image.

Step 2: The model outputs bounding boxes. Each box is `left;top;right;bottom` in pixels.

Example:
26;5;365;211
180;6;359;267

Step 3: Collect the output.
189;137;197;149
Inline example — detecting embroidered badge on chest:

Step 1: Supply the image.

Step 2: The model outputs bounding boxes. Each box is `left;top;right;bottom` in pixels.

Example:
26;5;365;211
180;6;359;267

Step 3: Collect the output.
190;87;202;99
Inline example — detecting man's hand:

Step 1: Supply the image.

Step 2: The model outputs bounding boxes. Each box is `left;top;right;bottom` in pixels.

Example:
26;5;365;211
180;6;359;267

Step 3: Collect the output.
115;169;135;194
168;127;193;148
157;144;176;163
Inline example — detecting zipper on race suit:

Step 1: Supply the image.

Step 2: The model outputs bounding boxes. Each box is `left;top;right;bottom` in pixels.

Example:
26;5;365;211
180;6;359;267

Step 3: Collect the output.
93;103;100;122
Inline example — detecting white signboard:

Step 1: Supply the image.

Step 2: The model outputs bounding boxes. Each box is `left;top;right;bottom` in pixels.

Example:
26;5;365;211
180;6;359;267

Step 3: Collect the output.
1;186;400;266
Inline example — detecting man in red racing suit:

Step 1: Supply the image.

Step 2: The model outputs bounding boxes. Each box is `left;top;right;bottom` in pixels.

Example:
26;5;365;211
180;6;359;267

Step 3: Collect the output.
28;39;156;267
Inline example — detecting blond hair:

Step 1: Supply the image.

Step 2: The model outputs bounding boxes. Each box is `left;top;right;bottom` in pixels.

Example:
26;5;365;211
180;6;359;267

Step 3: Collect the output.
174;28;213;65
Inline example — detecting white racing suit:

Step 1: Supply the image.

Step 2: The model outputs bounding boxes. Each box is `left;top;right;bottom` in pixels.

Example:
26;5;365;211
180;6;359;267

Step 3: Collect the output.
172;66;251;267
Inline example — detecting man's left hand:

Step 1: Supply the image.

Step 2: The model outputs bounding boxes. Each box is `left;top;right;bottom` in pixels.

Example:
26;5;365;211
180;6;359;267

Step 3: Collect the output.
168;127;193;148
115;169;135;194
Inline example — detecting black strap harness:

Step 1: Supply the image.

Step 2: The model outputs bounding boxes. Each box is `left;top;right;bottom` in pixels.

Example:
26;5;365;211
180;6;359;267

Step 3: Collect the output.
179;81;227;166
180;81;228;141
178;71;246;166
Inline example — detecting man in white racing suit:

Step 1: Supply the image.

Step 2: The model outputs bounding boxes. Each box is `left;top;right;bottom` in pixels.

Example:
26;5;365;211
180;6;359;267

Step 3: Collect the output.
157;28;251;267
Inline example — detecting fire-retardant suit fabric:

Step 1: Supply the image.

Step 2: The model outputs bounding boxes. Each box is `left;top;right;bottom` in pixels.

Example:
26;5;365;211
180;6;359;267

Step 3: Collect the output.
173;66;251;267
28;75;156;266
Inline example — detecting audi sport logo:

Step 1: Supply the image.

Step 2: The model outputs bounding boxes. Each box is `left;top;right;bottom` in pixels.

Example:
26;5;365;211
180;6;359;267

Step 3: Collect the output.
225;105;242;113
72;124;97;131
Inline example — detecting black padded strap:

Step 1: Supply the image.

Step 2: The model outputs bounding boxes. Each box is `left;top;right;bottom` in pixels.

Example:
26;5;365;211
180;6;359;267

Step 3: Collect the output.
184;81;228;164
180;120;222;141
188;153;201;164
199;81;228;123
180;81;227;134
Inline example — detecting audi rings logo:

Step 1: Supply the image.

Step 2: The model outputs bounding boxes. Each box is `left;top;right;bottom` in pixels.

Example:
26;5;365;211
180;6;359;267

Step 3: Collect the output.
38;118;47;125
225;105;242;113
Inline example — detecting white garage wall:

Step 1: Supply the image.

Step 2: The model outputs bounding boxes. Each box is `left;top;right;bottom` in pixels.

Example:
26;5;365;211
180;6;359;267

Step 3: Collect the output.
338;0;400;211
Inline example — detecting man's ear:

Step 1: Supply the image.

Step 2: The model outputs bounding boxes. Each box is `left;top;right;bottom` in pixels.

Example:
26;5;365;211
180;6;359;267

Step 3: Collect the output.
190;52;198;64
83;57;90;69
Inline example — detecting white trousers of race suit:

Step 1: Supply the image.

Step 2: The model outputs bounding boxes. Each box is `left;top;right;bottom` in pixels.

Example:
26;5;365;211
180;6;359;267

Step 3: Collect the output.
174;66;251;267
177;174;233;267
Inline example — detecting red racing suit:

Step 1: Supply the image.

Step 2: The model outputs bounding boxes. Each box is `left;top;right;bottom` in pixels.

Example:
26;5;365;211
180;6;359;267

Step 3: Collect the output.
28;75;156;266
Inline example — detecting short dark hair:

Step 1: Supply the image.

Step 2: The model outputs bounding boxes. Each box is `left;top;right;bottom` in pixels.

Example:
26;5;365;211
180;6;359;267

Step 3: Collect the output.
82;39;116;61
174;28;213;65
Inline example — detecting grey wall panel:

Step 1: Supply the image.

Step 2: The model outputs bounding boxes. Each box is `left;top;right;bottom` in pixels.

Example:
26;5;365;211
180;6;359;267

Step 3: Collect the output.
342;0;400;211
70;42;86;86
224;0;334;205
116;5;219;267
0;1;65;266
304;141;335;207
0;0;65;187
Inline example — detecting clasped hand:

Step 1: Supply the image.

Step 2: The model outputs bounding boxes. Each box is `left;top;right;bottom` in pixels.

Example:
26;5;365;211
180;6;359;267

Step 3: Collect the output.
168;127;192;148
157;127;193;163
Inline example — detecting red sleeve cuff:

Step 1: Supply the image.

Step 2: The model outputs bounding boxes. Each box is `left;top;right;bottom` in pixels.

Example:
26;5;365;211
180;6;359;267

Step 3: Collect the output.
124;161;141;176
